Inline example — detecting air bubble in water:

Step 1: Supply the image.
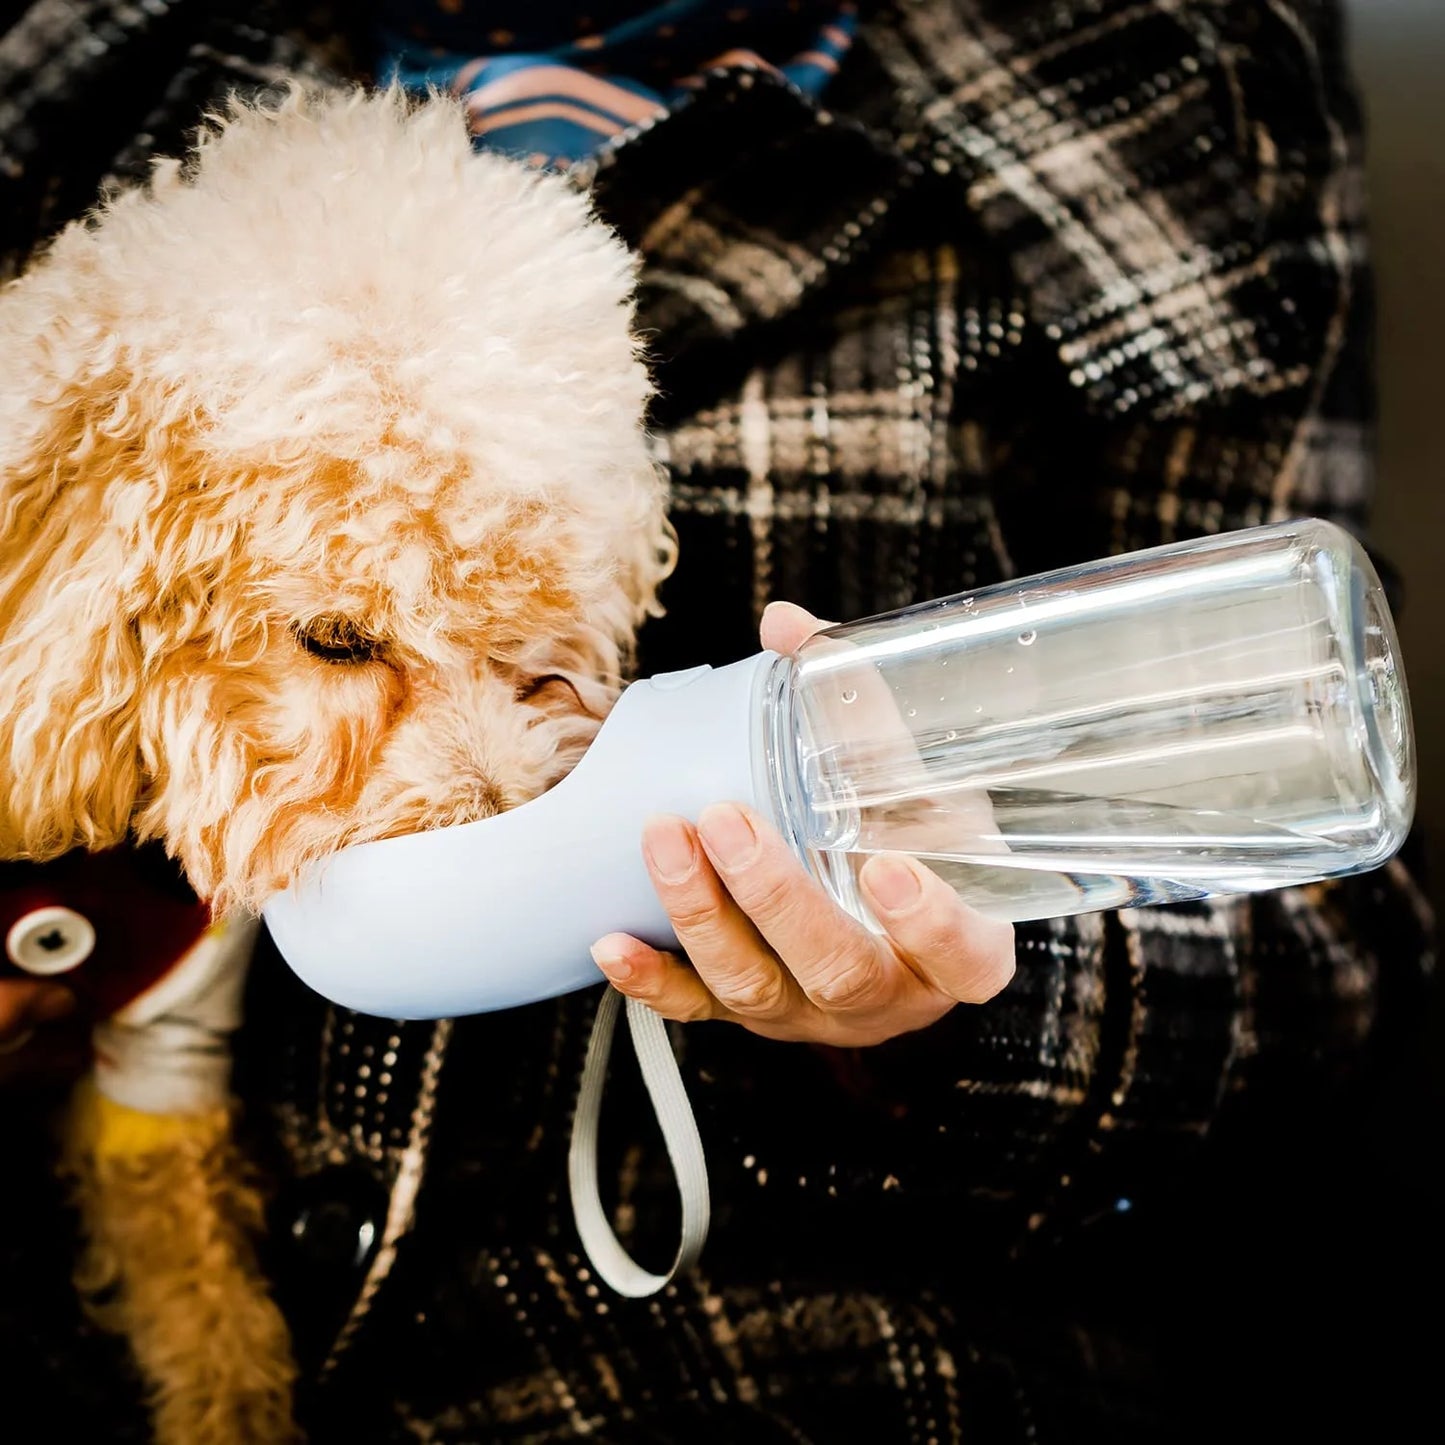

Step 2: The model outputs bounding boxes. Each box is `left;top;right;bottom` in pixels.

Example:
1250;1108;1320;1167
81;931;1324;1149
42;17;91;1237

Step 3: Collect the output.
906;707;917;718
1018;629;1037;646
945;729;958;741
841;688;858;704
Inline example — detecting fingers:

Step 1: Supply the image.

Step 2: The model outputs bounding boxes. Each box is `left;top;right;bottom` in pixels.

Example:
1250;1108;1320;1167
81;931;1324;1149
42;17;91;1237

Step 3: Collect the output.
589;934;723;1024
694;803;896;1014
760;601;832;655
604;812;817;1030
859;854;1016;1003
591;807;1017;1047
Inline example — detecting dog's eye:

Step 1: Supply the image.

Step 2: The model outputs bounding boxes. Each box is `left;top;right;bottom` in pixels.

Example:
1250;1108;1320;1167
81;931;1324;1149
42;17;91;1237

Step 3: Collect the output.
292;616;383;665
515;673;598;717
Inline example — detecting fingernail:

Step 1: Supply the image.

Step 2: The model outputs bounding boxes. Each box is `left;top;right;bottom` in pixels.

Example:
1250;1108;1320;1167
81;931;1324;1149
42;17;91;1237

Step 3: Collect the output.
590;939;636;983
861;855;923;913
761;601;788;620
643;815;696;883
697;803;757;870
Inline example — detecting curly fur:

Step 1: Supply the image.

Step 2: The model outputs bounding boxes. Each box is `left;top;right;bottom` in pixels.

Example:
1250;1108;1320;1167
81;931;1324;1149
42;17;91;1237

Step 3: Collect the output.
0;83;675;915
62;1086;301;1444
1;85;674;1445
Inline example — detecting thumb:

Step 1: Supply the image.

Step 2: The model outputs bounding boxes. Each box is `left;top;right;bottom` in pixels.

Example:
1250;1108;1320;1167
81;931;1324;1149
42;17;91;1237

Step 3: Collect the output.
760;600;835;655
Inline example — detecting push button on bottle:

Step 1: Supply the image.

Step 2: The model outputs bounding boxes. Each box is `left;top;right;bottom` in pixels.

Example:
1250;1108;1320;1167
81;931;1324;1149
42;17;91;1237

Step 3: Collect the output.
648;664;713;692
6;906;96;975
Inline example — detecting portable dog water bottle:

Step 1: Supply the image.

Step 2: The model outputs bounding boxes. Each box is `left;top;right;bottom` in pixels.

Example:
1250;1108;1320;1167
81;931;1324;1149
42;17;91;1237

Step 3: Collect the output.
263;518;1416;1021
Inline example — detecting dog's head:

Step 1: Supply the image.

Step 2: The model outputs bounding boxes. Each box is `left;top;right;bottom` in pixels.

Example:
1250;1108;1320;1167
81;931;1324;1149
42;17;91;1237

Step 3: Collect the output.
0;87;675;913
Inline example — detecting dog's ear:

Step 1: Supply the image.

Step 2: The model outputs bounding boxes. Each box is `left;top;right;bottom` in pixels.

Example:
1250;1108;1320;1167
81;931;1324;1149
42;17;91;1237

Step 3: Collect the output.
0;228;150;860
612;455;678;669
520;459;674;705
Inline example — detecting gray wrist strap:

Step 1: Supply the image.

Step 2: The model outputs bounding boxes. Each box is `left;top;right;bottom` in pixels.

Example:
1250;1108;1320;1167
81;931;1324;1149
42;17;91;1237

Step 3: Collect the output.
568;988;711;1297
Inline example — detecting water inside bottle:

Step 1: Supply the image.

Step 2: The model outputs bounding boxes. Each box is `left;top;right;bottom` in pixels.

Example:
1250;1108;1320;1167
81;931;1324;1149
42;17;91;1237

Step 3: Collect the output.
814;788;1362;923
784;524;1413;924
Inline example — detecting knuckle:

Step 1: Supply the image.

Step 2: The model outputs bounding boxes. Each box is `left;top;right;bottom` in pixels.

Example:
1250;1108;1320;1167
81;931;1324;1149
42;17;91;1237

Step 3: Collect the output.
626;961;719;1024
732;866;799;927
894;893;973;961
809;944;886;1011
885;897;1013;1003
666;889;726;942
661;991;720;1025
943;941;1017;1004
711;965;790;1017
920;916;974;969
982;918;1018;961
963;922;1017;998
960;951;1017;1004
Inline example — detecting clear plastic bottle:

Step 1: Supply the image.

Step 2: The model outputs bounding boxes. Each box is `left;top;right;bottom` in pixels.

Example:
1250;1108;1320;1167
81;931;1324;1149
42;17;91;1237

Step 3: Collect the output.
758;517;1415;924
264;518;1418;1020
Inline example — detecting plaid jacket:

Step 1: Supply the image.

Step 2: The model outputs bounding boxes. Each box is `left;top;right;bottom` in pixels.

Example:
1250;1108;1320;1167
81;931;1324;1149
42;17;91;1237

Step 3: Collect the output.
0;2;1435;1442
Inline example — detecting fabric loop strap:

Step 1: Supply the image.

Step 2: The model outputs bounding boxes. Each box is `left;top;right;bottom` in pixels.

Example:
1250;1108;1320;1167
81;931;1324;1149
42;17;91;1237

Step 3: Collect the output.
568;988;711;1297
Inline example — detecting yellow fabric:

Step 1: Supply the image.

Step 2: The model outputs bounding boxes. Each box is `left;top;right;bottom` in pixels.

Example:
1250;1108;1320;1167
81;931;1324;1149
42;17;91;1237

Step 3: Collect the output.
69;1078;229;1161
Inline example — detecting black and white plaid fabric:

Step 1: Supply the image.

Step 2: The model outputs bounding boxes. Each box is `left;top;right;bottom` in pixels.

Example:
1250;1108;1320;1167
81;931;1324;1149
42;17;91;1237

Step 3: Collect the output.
0;3;1435;1442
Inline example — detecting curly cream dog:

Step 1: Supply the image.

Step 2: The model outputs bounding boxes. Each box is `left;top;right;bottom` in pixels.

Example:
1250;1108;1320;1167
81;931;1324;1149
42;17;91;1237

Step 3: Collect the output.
0;86;673;1444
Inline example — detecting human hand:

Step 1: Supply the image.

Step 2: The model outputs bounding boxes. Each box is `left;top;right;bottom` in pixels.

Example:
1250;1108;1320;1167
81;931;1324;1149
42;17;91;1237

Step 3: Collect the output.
589;602;1016;1046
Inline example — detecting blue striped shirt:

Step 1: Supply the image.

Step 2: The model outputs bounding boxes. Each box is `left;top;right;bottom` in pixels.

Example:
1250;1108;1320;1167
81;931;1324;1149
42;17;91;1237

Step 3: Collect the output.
376;1;857;167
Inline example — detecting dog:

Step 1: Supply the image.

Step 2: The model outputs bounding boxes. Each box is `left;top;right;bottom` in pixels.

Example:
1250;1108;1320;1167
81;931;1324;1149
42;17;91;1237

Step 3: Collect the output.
0;84;674;1444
